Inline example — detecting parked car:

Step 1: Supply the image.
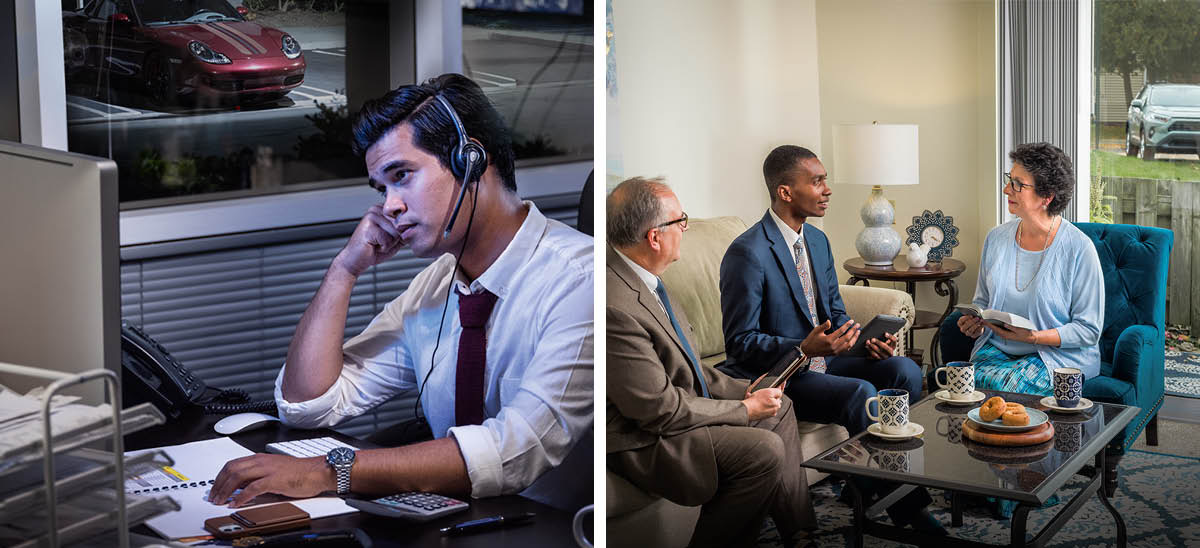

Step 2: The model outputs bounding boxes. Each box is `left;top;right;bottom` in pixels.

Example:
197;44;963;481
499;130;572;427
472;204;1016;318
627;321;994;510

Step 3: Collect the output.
1126;83;1200;161
63;0;305;107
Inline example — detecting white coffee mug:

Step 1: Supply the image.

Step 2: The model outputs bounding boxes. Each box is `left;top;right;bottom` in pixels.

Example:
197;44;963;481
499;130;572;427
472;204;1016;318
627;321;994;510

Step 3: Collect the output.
572;504;593;548
935;361;975;400
864;388;910;435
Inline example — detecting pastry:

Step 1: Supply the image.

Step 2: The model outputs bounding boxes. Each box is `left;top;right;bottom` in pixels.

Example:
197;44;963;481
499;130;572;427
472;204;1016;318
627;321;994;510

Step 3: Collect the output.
1002;408;1030;426
980;396;1007;422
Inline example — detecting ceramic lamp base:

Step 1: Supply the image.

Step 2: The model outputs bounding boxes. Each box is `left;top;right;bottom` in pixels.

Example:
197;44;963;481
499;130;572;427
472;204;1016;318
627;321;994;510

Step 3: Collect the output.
856;186;901;265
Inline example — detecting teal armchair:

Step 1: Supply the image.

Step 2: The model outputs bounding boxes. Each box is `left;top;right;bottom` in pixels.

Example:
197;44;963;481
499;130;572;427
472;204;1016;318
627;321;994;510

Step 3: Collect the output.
937;223;1173;497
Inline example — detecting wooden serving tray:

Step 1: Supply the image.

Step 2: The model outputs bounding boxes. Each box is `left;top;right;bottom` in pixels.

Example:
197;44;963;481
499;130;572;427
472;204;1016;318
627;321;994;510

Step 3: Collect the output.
962;420;1054;446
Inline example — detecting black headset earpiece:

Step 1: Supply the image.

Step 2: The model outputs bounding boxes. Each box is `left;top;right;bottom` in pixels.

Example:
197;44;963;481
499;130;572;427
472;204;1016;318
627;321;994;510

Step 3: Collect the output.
434;94;487;237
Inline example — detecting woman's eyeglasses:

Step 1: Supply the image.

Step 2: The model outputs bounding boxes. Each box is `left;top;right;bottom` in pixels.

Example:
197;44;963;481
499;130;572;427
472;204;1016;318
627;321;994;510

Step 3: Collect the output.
1002;172;1033;193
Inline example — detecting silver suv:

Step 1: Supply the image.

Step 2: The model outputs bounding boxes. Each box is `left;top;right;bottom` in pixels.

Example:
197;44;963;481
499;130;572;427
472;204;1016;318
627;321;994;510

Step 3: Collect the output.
1126;83;1200;161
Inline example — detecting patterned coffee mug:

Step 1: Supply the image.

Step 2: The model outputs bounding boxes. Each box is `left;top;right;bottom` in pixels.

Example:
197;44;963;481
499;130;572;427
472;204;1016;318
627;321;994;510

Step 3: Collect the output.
1054;422;1083;453
1053;367;1083;408
865;388;910;435
937;415;965;444
934;361;975;400
875;449;910;473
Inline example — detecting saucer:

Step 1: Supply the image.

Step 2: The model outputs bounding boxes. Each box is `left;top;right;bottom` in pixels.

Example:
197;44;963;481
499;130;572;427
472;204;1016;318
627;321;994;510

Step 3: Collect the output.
1039;396;1094;413
867;422;925;441
933;389;986;405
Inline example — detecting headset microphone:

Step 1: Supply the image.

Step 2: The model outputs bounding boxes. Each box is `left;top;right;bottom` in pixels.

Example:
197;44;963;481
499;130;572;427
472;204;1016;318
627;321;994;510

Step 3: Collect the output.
442;148;478;238
434;94;487;238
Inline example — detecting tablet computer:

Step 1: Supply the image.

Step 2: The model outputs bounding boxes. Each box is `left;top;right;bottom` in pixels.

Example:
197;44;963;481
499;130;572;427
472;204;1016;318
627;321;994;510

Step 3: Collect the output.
840;314;906;358
748;346;809;392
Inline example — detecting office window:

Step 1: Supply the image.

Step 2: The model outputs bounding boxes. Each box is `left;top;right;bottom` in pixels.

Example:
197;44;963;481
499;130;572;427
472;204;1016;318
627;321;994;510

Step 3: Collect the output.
461;1;592;164
1090;0;1200;328
62;0;592;207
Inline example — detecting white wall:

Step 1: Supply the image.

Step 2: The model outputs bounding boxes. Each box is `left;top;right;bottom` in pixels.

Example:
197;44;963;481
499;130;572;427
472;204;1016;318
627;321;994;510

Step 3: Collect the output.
609;0;998;361
611;0;822;224
816;0;997;353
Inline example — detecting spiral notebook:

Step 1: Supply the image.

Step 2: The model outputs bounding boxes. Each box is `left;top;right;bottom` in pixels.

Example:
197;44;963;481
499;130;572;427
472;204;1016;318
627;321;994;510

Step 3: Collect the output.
125;437;356;539
124;437;249;495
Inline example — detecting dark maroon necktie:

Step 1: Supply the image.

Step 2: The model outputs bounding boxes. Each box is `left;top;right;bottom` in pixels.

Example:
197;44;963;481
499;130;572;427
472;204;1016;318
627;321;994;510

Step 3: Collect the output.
455;289;498;426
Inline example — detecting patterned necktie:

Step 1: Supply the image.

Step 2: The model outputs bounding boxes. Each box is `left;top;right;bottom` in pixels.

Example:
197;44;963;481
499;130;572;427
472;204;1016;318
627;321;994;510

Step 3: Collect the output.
655;279;710;398
455;289;499;426
793;238;827;373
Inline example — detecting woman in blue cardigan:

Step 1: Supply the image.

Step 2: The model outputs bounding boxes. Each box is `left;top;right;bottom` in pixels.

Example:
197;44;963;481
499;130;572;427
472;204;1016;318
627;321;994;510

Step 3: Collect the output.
958;142;1104;395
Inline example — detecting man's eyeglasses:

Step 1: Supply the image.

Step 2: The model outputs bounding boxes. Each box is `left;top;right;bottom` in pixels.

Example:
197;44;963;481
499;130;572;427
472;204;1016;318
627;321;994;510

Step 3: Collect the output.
1002;172;1033;193
654;212;689;231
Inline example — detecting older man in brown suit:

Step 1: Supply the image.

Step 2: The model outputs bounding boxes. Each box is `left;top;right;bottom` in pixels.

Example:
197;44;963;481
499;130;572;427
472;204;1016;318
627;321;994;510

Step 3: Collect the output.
606;177;815;548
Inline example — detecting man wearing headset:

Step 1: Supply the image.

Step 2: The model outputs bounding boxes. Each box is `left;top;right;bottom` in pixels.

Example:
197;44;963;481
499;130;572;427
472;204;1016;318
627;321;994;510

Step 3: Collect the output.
207;74;593;511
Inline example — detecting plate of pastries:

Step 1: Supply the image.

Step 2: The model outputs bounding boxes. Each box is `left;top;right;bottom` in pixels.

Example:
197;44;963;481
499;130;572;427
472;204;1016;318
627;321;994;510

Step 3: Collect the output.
966;396;1049;433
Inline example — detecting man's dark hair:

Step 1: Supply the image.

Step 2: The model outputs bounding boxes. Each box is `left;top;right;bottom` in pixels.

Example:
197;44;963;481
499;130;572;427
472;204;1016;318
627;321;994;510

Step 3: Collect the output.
1008;142;1074;216
763;145;818;201
352;73;517;192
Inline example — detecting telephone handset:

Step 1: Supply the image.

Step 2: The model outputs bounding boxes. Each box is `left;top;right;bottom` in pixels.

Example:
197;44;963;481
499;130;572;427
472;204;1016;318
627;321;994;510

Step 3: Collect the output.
121;320;276;419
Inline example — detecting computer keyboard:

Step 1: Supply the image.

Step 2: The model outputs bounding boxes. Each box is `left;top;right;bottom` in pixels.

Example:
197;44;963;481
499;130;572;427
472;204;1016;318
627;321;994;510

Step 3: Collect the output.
265;437;358;458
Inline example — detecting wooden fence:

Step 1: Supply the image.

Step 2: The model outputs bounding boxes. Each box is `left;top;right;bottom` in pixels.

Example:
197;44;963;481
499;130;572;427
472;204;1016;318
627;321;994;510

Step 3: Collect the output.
1103;176;1200;329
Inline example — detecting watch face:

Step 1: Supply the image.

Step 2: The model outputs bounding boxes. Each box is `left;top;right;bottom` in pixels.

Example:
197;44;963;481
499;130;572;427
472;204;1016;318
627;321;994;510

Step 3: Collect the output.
921;226;944;247
327;446;355;465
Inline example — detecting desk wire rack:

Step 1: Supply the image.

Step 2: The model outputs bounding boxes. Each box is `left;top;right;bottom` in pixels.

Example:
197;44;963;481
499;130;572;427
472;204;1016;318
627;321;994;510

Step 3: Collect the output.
0;362;178;547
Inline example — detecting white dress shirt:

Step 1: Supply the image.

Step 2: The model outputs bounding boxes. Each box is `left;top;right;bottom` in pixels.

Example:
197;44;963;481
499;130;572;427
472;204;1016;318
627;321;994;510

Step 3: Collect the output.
613;248;665;312
273;202;594;509
769;208;803;263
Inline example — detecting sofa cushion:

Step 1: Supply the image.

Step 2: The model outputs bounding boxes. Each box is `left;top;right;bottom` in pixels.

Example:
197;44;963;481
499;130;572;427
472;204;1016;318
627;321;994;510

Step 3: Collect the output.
661;216;749;361
1083;374;1136;407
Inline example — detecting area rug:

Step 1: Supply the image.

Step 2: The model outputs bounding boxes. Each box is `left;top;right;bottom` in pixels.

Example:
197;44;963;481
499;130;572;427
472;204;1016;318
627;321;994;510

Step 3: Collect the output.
757;449;1200;547
1165;350;1200;399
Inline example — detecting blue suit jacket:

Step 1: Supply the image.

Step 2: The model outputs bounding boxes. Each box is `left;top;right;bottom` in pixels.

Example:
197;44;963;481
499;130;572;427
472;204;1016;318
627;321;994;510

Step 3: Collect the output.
719;212;853;378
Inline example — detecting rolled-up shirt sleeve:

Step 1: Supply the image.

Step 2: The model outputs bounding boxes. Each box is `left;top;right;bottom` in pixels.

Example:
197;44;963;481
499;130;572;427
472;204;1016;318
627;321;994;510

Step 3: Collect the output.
448;269;594;499
274;293;418;429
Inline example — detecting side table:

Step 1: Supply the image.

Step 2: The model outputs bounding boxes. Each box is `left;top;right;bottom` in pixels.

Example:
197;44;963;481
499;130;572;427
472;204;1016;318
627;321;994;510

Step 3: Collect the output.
843;257;966;369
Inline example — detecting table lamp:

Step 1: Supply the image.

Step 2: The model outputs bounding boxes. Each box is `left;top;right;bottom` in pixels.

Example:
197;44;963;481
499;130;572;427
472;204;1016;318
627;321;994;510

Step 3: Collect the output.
832;123;919;266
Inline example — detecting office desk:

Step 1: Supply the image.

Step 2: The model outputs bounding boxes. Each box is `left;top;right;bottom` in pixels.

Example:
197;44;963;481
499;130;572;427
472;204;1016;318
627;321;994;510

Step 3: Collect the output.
125;408;581;548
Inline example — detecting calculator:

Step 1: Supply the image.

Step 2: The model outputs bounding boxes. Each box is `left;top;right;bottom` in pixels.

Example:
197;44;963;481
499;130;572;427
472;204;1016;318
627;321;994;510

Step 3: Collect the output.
346;492;469;521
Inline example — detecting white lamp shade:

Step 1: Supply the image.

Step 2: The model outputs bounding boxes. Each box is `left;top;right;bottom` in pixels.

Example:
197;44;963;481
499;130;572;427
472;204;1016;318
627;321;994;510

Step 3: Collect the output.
832;124;920;186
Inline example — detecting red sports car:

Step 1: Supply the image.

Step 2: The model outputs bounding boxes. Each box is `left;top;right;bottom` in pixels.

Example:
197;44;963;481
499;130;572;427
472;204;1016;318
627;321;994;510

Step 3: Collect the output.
64;0;306;106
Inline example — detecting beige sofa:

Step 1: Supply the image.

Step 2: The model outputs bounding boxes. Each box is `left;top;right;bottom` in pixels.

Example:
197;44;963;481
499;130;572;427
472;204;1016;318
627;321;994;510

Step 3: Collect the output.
607;216;916;547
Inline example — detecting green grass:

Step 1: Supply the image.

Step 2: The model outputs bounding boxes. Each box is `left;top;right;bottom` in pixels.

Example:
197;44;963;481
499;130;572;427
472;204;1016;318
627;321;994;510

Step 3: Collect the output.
1092;149;1200;181
1093;123;1126;144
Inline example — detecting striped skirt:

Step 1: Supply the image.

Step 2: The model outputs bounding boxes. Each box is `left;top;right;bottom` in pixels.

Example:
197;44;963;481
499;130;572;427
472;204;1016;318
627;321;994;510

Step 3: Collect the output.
971;341;1054;397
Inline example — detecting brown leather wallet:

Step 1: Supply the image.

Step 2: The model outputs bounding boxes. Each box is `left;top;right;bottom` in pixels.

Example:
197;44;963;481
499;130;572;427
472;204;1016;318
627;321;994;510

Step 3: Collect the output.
204;502;311;540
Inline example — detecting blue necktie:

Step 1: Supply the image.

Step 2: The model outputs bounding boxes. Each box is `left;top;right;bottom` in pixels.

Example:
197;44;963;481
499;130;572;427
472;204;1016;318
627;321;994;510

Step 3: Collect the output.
655;279;710;398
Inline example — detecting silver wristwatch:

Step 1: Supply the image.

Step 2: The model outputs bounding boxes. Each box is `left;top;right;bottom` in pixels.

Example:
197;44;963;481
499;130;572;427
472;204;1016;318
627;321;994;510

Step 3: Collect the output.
326;446;356;495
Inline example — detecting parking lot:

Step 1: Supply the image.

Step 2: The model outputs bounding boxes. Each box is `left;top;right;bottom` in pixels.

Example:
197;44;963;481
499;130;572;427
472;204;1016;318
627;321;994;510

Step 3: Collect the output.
66;15;592;191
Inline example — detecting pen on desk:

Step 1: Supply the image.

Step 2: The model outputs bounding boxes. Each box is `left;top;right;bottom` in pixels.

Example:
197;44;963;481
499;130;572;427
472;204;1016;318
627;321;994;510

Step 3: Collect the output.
440;512;536;536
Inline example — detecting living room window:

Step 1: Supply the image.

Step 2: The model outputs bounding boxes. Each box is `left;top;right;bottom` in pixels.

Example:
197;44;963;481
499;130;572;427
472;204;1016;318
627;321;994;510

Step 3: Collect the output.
1089;0;1200;332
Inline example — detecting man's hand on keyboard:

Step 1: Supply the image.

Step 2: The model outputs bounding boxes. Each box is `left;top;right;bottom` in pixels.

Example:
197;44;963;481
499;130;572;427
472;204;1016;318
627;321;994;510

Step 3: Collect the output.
208;453;335;508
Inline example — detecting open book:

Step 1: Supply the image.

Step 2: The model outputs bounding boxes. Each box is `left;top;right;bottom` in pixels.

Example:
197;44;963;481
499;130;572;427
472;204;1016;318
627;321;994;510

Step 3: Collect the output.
954;304;1035;331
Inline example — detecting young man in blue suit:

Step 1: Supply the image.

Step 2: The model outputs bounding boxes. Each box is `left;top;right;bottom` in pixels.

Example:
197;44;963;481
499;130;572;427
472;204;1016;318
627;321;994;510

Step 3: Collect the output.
719;145;944;534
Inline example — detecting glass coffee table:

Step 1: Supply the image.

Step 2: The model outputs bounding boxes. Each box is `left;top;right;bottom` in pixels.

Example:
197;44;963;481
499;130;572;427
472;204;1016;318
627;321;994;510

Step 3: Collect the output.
804;390;1137;547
